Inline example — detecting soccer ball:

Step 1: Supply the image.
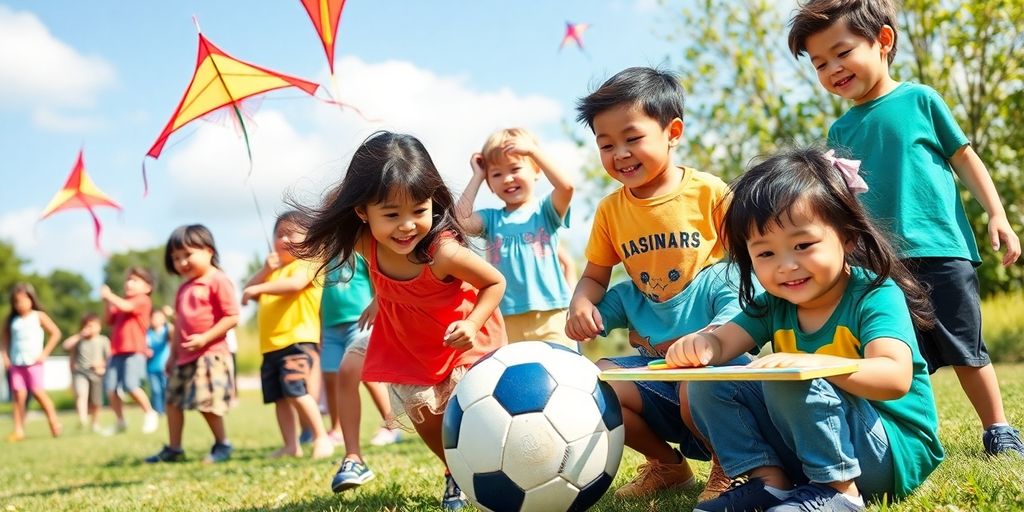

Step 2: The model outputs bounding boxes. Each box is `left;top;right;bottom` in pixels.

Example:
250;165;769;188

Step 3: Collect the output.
442;341;625;512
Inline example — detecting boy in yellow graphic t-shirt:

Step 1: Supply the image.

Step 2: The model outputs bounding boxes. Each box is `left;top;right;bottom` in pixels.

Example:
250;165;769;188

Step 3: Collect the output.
567;67;736;501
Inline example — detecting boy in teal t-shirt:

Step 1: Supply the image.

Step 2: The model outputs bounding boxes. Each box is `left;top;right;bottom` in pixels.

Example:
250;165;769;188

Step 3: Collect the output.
789;0;1023;457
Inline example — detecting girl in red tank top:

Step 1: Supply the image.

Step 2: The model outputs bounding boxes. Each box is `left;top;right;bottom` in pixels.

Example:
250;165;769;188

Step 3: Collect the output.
293;131;507;508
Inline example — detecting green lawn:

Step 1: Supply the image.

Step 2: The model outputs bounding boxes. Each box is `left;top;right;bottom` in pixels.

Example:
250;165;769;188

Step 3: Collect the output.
1;366;1023;511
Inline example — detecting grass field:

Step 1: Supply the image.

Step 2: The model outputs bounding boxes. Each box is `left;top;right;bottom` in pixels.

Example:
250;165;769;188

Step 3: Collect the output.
1;366;1023;511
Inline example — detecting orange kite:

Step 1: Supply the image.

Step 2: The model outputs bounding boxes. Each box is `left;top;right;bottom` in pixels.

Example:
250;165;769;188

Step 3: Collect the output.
300;0;347;74
144;25;321;193
40;150;122;253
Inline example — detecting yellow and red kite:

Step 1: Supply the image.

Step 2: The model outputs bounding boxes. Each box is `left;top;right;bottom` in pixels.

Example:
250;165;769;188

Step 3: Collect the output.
144;25;321;193
559;21;589;51
300;0;346;74
40;150;122;253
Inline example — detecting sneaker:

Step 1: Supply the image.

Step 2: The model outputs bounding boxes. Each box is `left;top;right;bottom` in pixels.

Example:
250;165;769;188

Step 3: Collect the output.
203;441;233;464
145;445;186;463
327;431;344;446
614;451;697;497
370;427;402;446
142;411;160;434
698;454;732;502
695;478;787;512
115;419;128;433
769;482;864;512
331;458;375;492
298;428;314;445
441;472;469;511
983;425;1024;457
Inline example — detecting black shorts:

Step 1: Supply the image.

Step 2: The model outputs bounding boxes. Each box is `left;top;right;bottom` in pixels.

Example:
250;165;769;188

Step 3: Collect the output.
260;343;317;404
905;257;990;373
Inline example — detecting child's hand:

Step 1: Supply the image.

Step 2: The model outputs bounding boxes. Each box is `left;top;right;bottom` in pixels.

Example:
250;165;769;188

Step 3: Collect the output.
357;299;378;330
469;152;487;180
144;348;154;358
746;352;824;369
443;320;477;351
664;333;714;368
565;298;604;341
93;363;106;376
1;352;9;368
241;286;260;305
161;304;175;318
100;285;113;300
503;134;538;159
265;252;281;271
181;333;208;351
988;215;1021;267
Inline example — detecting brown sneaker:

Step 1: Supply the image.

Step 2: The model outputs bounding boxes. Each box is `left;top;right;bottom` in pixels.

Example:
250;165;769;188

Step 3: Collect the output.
698;454;732;502
614;456;697;497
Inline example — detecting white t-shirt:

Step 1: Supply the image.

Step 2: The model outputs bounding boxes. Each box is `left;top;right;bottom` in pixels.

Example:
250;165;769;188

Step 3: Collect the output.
9;312;44;366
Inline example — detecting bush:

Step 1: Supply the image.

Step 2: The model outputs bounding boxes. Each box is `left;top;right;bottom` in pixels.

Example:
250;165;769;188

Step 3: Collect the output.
982;292;1024;363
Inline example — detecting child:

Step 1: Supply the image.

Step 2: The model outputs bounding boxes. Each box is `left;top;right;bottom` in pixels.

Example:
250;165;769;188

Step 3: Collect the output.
145;307;173;416
243;212;334;460
101;267;160;434
320;256;400;492
788;0;1024;457
1;283;62;441
671;147;942;511
568;66;733;499
146;225;239;463
294;131;507;510
63;313;111;431
455;128;576;348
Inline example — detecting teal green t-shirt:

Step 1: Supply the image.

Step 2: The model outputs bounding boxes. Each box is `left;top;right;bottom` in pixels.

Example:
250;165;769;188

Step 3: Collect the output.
321;256;373;327
732;267;943;498
828;82;979;262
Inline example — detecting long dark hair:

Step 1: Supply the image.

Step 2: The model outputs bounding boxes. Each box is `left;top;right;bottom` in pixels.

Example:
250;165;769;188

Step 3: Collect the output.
722;146;933;330
292;131;467;274
5;282;44;341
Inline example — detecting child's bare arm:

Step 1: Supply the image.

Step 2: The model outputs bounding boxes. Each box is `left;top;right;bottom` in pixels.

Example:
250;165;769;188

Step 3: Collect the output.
455;154;486;235
37;311;62;360
506;137;574;219
950;145;1021;266
556;245;578;289
665;322;756;367
181;315;239;352
432;242;506;350
566;262;612;341
100;285;136;312
62;333;82;352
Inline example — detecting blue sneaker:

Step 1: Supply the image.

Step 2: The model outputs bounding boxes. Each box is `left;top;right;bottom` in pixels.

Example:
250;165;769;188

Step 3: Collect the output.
768;482;864;511
983;425;1024;457
441;472;469;511
694;477;787;512
298;428;314;445
144;445;186;463
203;441;233;464
331;458;375;493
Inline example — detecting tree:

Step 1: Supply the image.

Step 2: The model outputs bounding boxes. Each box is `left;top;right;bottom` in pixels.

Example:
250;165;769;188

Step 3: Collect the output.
103;246;178;309
657;0;1023;294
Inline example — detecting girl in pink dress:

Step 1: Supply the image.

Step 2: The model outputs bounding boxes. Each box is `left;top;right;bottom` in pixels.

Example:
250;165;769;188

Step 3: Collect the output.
295;131;506;510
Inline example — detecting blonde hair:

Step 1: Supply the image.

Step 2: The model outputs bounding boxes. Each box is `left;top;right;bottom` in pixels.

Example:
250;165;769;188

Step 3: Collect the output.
480;128;539;170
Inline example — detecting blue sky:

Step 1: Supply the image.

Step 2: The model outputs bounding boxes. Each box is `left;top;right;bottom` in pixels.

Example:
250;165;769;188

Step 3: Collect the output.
0;1;679;289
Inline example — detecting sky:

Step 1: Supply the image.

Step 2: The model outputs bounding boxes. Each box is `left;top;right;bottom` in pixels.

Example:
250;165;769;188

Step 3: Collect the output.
0;1;680;291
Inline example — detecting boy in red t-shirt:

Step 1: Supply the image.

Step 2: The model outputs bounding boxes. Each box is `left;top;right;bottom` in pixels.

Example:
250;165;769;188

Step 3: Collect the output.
101;266;159;434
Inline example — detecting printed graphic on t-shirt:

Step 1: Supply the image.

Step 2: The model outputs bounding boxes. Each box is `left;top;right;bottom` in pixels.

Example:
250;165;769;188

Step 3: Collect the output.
488;228;554;265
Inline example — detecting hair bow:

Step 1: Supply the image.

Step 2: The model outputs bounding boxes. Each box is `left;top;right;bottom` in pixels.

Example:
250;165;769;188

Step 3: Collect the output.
824;149;868;194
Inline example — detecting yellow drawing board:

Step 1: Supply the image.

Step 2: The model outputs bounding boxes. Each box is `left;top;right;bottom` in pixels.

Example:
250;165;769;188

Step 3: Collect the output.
600;362;860;382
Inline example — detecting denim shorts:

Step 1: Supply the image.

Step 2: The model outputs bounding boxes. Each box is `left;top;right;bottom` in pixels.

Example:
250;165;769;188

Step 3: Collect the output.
260;343;317;404
104;353;148;394
321;322;360;372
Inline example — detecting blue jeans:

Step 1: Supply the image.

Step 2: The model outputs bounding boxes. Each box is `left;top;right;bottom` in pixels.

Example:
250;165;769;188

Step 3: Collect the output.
148;371;167;414
688;378;894;501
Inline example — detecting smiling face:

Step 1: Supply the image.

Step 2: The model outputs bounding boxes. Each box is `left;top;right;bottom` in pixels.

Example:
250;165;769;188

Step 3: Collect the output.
805;20;894;105
358;188;433;257
170;245;214;279
592;103;683;199
485;153;539;209
746;201;853;312
123;274;152;297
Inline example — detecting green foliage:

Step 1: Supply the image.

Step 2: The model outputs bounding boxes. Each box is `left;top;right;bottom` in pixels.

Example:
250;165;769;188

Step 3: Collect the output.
981;292;1024;363
103;246;179;310
656;0;1023;294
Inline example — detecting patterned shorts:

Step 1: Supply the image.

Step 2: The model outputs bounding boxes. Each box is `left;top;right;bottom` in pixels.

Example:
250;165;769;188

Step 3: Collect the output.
166;353;235;416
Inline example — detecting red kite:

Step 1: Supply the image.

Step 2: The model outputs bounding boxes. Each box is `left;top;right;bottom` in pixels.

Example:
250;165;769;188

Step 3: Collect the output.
559;21;589;51
40;150;122;253
300;0;346;74
144;24;321;193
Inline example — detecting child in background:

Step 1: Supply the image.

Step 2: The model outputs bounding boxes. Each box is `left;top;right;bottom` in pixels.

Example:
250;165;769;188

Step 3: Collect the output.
789;0;1024;457
321;256;400;492
145;307;173;416
674;147;942;512
101;267;160;434
295;131;507;510
147;224;239;463
63;313;111;432
1;283;62;441
456;127;576;348
569;67;733;500
243;212;333;460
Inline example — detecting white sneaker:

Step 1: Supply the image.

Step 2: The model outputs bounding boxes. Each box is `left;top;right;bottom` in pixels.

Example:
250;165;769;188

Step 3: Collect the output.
115;419;128;433
369;427;402;446
142;411;160;433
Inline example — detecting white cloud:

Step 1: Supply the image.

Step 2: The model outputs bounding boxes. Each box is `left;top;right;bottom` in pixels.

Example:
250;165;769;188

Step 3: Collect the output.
0;5;116;129
31;107;104;132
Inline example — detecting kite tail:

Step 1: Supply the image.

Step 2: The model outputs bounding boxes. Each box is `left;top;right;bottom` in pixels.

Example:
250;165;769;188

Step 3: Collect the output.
233;103;255;178
248;183;272;252
318;84;381;123
141;158;150;197
83;203;107;255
